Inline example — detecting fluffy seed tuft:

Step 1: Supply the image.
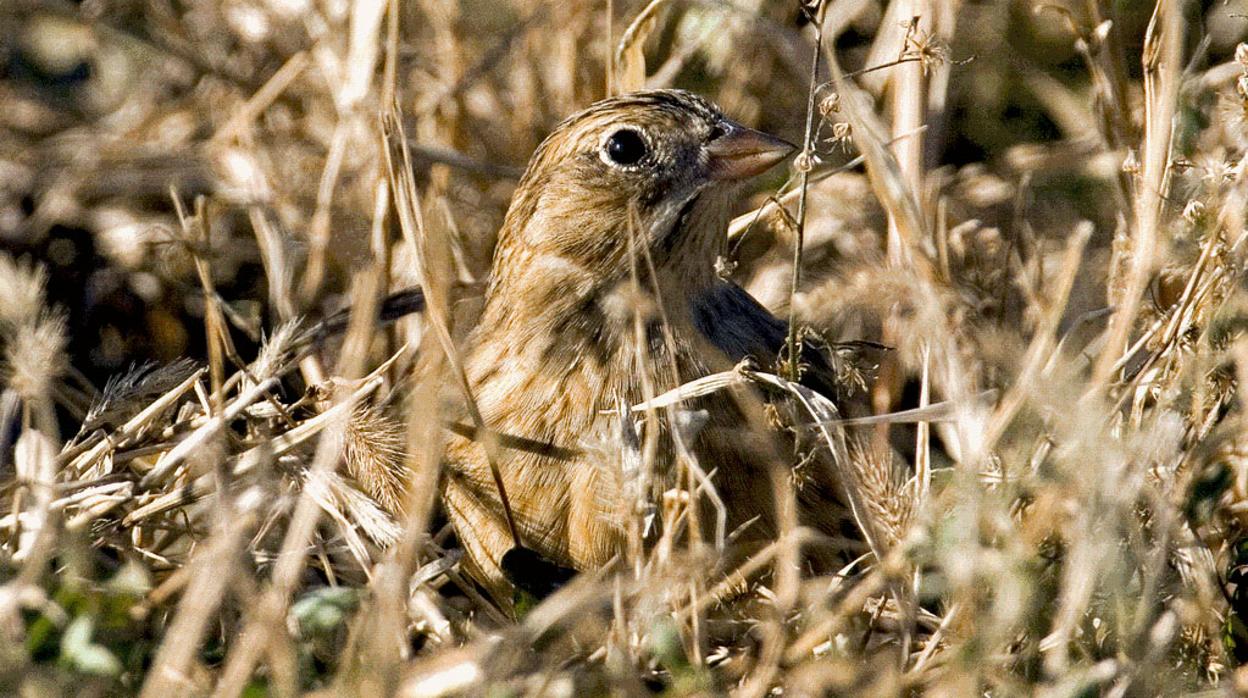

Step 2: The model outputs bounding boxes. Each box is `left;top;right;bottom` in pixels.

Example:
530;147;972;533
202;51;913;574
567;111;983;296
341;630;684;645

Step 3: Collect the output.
4;312;67;402
0;254;48;333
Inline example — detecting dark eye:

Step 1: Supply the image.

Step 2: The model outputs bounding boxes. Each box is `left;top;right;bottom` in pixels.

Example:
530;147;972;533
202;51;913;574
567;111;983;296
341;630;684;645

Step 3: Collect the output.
707;123;727;141
605;129;647;166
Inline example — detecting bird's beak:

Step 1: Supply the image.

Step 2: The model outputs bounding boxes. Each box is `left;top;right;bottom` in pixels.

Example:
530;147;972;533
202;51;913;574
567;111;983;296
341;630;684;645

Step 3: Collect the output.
705;122;797;181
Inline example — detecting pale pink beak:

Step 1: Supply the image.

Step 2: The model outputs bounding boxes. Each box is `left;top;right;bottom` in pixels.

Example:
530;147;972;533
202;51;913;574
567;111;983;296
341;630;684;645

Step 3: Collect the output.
705;122;797;181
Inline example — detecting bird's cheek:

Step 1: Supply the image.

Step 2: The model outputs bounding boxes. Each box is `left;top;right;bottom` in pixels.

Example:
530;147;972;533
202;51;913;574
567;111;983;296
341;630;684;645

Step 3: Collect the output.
537;207;632;269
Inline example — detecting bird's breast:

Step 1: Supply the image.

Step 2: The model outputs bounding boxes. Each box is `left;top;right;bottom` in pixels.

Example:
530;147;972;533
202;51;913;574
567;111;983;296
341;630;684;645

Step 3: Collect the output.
443;278;798;575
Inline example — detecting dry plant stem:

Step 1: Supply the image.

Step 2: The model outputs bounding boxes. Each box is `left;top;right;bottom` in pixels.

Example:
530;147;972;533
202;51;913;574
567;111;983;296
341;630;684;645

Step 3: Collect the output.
626;367;749;412
381;0;398;108
0;480;129;531
404;142;524;180
1084;11;1135;207
1119;225;1225;418
139;510;256;697
298;121;350;305
210;51;310;145
428;300;520;548
755;365;915;676
0;476;119;531
122;370;392;526
628;206;727;658
924;0;956;162
171;193;229;408
743;370;886;561
215;286;381;695
383;101;521;548
369;178;395;384
888;10;927;264
1124;267;1226;421
737;371;870;697
726;155;862;244
138;375;278;487
605;0;614;93
1041;519;1103;675
66;367;205;475
644;11;728;89
909;343;931;660
1089;0;1184;389
219;276;384;689
300;0;387;304
247;210;326;385
783;548;905;663
630;369;986;429
915;345;931;499
12;416;59;564
622;208;666;569
334;270;384;380
248;210;296;321
630;205;723;553
1;501;61;626
857;0;916;95
676;528;816;619
877;8;930;461
1125;484;1179;650
415;2;549;117
1080;0;1137;166
768;486;801;665
613;0;669;93
982;224;1092;451
725;126;924;245
824;48;930;265
133;564;193;620
784;6;823;383
618;401;648;580
909;600;960;673
344;566;408;693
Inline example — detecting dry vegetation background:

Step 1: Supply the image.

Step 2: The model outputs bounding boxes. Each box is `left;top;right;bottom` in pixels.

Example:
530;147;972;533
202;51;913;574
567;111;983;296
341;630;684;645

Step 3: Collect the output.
2;0;1248;694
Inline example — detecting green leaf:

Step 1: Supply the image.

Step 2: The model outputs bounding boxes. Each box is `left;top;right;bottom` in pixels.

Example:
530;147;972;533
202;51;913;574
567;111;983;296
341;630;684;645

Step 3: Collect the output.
289;587;362;638
59;617;122;677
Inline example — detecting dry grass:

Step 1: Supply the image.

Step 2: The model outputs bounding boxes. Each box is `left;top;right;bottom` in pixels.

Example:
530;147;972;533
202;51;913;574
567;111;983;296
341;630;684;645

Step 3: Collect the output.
2;0;1248;694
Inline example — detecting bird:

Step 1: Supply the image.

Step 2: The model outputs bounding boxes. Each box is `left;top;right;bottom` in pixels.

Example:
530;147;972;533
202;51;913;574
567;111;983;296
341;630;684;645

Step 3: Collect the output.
439;89;858;609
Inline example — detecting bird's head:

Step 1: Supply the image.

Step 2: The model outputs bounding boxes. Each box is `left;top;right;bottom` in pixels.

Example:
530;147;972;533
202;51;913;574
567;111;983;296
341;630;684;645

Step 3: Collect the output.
493;90;795;289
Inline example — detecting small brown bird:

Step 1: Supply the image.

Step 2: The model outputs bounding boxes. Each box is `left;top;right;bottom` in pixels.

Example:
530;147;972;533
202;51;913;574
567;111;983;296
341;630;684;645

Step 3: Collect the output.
441;90;853;605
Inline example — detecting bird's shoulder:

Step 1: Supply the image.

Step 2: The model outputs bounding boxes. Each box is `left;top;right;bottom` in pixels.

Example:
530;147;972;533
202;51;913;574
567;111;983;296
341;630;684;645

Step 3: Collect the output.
690;282;787;361
690;282;859;403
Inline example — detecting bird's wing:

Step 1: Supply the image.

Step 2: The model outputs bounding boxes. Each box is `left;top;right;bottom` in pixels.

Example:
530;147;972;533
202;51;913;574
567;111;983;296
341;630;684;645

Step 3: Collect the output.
690;282;847;401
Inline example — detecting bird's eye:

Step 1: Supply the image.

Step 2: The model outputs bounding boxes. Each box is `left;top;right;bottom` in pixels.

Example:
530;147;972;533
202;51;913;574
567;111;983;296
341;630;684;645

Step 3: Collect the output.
707;123;727;141
605;129;647;166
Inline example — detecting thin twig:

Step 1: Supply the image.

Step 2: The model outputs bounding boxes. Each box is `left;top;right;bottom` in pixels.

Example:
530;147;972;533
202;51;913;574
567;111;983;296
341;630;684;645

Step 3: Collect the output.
783;8;824;382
